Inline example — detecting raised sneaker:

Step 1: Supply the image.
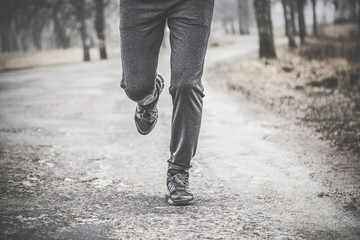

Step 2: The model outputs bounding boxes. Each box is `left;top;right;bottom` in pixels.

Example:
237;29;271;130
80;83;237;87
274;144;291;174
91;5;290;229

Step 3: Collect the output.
134;74;164;135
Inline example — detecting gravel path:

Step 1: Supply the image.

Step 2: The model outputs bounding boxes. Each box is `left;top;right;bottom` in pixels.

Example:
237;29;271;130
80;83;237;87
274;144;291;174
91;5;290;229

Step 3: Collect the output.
0;36;359;239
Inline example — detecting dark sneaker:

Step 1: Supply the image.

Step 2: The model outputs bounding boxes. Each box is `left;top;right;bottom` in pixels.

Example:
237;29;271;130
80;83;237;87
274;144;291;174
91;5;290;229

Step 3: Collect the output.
166;170;194;205
134;75;164;135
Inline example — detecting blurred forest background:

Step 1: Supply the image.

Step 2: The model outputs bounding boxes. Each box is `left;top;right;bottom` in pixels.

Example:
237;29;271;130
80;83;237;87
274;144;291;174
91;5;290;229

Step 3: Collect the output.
0;0;360;154
0;0;359;61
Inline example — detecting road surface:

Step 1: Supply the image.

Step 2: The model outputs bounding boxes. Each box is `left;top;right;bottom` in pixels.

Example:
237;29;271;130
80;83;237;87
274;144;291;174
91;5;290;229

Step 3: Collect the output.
0;36;359;239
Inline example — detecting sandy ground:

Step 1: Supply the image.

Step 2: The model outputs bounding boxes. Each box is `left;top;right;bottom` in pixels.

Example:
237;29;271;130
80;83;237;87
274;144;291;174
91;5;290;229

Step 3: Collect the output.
0;35;359;239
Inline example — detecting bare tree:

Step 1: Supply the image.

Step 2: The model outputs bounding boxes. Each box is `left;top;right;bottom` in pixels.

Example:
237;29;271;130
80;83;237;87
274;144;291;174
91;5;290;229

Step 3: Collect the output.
213;0;238;34
0;0;118;58
238;0;250;35
0;1;18;52
358;0;360;34
289;0;297;35
297;0;307;44
231;22;236;34
282;0;289;37
70;0;91;61
282;0;297;48
332;0;360;34
254;0;276;58
52;0;72;49
333;0;358;23
311;0;318;37
0;0;52;52
94;0;107;59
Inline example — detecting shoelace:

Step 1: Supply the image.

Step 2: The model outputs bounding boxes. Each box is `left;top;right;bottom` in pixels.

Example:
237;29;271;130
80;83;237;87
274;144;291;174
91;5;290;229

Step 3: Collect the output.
168;173;190;193
138;106;157;122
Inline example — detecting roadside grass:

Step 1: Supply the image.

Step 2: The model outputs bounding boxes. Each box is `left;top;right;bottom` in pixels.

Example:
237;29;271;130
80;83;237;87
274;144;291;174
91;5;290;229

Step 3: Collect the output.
209;37;360;156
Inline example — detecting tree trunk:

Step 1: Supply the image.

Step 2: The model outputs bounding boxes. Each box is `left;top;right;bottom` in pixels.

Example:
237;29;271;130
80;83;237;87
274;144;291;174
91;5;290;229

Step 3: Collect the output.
53;1;70;49
32;25;43;51
72;0;90;61
358;0;360;35
297;0;307;44
238;0;250;35
94;0;107;59
0;5;17;53
254;0;276;59
32;14;45;51
311;0;318;37
282;0;289;37
231;21;236;34
0;21;11;53
282;0;297;49
53;14;70;49
80;19;90;62
289;0;297;35
9;19;19;52
223;21;229;34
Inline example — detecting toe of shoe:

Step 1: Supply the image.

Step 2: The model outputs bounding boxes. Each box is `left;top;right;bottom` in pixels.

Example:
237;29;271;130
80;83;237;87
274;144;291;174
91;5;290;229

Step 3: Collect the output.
169;190;194;202
135;116;157;135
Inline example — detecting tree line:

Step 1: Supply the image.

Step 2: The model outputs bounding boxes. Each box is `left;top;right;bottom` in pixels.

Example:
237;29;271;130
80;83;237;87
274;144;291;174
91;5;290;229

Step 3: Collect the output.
253;0;360;59
253;0;308;58
0;0;116;61
0;0;359;61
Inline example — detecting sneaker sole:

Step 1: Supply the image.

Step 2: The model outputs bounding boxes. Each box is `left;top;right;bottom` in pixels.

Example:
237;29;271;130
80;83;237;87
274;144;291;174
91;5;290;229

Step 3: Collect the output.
135;117;157;135
165;194;194;206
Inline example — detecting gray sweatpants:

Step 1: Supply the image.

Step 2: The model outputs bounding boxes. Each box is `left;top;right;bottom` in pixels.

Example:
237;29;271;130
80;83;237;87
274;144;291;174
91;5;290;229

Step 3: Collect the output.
120;0;214;170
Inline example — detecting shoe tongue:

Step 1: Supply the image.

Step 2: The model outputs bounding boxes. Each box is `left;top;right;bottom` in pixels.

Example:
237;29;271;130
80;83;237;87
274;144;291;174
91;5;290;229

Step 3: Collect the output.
142;111;151;119
168;169;179;177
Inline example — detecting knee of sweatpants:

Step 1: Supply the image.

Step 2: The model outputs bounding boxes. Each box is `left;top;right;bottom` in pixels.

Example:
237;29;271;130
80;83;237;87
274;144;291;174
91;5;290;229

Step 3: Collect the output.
121;77;154;102
169;80;205;98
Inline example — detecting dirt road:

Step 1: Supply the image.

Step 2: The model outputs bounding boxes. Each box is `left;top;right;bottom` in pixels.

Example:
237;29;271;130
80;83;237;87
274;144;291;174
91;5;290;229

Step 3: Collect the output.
1;36;359;239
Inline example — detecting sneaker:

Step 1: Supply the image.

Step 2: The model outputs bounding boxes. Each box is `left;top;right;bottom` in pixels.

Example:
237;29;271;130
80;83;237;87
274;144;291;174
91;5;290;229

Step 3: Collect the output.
166;170;194;205
134;75;164;135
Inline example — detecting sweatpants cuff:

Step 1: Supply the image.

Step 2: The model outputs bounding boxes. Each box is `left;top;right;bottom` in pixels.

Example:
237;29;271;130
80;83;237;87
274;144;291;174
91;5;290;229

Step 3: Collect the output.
167;161;192;171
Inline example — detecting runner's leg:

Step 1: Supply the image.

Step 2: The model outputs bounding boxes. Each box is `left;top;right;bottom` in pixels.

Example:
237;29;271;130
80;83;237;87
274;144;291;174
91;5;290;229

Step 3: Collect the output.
166;0;214;170
120;0;166;103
